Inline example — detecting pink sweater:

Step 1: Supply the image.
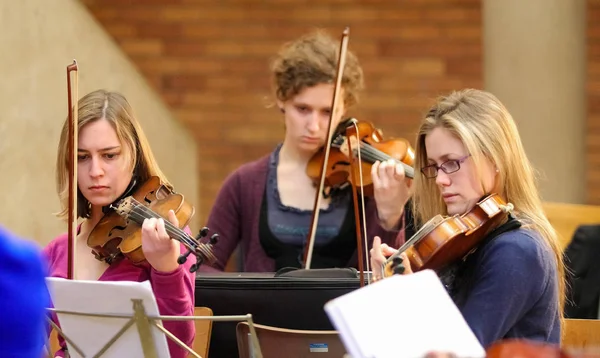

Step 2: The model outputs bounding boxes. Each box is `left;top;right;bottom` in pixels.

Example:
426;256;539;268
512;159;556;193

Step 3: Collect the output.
42;230;197;358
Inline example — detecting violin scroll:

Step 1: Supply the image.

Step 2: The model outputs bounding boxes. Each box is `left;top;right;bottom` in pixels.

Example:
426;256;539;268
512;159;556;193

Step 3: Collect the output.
178;226;219;273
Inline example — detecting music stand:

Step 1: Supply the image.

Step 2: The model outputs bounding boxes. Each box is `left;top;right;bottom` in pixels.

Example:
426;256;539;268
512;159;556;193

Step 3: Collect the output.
45;278;263;358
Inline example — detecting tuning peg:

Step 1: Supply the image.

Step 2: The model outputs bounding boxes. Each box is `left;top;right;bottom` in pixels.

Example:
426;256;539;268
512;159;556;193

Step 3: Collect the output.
209;233;219;245
195;227;209;240
177;248;193;264
392;256;405;275
189;257;204;273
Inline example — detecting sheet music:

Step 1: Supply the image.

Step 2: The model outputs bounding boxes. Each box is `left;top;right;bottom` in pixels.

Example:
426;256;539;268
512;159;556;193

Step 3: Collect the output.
324;270;486;358
46;278;171;358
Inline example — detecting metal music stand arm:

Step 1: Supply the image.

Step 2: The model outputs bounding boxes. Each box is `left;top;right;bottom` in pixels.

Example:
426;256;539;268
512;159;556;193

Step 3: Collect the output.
47;299;264;358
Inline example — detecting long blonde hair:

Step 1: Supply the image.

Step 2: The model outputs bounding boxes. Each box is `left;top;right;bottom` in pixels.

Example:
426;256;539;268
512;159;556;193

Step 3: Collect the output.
411;88;566;329
55;89;170;219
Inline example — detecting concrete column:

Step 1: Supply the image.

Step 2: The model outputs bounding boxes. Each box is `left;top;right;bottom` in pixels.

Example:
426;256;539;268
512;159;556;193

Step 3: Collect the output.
484;0;586;203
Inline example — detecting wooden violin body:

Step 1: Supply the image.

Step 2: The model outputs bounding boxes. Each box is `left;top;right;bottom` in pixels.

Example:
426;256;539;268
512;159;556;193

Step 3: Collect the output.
384;194;514;277
306;118;415;196
87;176;215;269
486;339;574;358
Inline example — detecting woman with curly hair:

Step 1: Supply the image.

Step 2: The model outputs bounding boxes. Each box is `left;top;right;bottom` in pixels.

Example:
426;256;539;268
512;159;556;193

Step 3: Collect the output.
203;30;409;272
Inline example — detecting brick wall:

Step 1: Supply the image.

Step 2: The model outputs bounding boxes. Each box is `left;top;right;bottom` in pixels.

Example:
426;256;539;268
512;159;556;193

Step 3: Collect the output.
589;0;600;204
80;0;482;222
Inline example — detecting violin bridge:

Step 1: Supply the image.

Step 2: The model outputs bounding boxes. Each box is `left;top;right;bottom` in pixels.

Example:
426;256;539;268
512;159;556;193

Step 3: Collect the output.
334;135;360;158
114;197;136;218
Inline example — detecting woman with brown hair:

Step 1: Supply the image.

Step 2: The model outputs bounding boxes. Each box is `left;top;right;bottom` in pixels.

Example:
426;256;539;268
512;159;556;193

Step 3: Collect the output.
202;30;410;273
44;89;196;358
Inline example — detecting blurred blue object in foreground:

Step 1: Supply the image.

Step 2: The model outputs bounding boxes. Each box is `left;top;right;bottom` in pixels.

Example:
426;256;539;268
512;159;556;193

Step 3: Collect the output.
0;225;49;357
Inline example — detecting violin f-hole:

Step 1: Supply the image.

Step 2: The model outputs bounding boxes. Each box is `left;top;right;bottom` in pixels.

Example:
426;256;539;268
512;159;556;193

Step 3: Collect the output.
108;224;128;237
331;160;351;170
143;193;154;205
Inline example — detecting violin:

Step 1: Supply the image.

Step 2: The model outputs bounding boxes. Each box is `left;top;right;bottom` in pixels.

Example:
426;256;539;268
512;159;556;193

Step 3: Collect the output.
306;118;416;196
485;339;575;358
428;339;597;358
87;175;218;273
382;193;514;277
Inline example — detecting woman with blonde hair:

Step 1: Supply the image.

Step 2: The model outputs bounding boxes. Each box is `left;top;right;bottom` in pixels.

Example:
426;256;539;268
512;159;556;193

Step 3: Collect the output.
370;88;564;348
43;89;196;358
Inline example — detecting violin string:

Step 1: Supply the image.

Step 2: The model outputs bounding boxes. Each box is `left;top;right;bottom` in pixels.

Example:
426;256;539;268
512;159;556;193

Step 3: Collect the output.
340;136;383;163
358;143;393;162
126;203;199;250
130;205;197;249
128;209;197;251
357;142;414;178
352;146;379;163
129;205;216;264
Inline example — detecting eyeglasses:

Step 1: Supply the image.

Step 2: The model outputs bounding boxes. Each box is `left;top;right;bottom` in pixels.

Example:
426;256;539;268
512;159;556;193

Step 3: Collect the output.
420;154;471;179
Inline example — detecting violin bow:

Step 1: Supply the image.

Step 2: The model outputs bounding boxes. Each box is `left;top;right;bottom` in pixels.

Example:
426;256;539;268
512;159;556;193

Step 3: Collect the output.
345;124;368;286
66;59;79;280
302;27;350;269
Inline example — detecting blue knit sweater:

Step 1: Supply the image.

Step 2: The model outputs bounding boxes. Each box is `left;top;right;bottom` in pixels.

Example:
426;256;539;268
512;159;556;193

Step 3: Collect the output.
446;227;561;348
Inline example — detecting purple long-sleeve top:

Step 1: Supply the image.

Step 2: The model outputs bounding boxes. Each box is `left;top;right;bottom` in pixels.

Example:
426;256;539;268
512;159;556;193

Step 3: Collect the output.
42;231;196;358
199;154;406;272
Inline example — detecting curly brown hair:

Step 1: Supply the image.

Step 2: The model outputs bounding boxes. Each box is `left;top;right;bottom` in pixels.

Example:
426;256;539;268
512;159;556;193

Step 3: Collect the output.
270;29;364;108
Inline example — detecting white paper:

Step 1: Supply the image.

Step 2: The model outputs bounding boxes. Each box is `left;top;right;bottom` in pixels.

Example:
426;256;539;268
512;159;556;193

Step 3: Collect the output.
324;270;486;358
46;277;171;358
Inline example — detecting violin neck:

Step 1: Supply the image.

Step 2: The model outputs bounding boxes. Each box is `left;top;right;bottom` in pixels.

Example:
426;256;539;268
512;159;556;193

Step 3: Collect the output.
114;197;192;251
385;214;446;265
342;140;415;179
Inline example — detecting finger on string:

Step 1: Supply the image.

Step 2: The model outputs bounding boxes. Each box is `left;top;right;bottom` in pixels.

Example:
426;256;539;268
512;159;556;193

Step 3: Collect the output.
142;218;156;234
156;218;170;240
394;161;406;181
378;161;390;188
371;161;381;187
384;159;397;180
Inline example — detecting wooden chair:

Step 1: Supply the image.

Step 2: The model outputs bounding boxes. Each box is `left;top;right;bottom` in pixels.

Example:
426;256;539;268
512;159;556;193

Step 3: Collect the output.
542;202;600;250
562;318;600;355
42;328;60;358
191;306;213;358
236;322;346;358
